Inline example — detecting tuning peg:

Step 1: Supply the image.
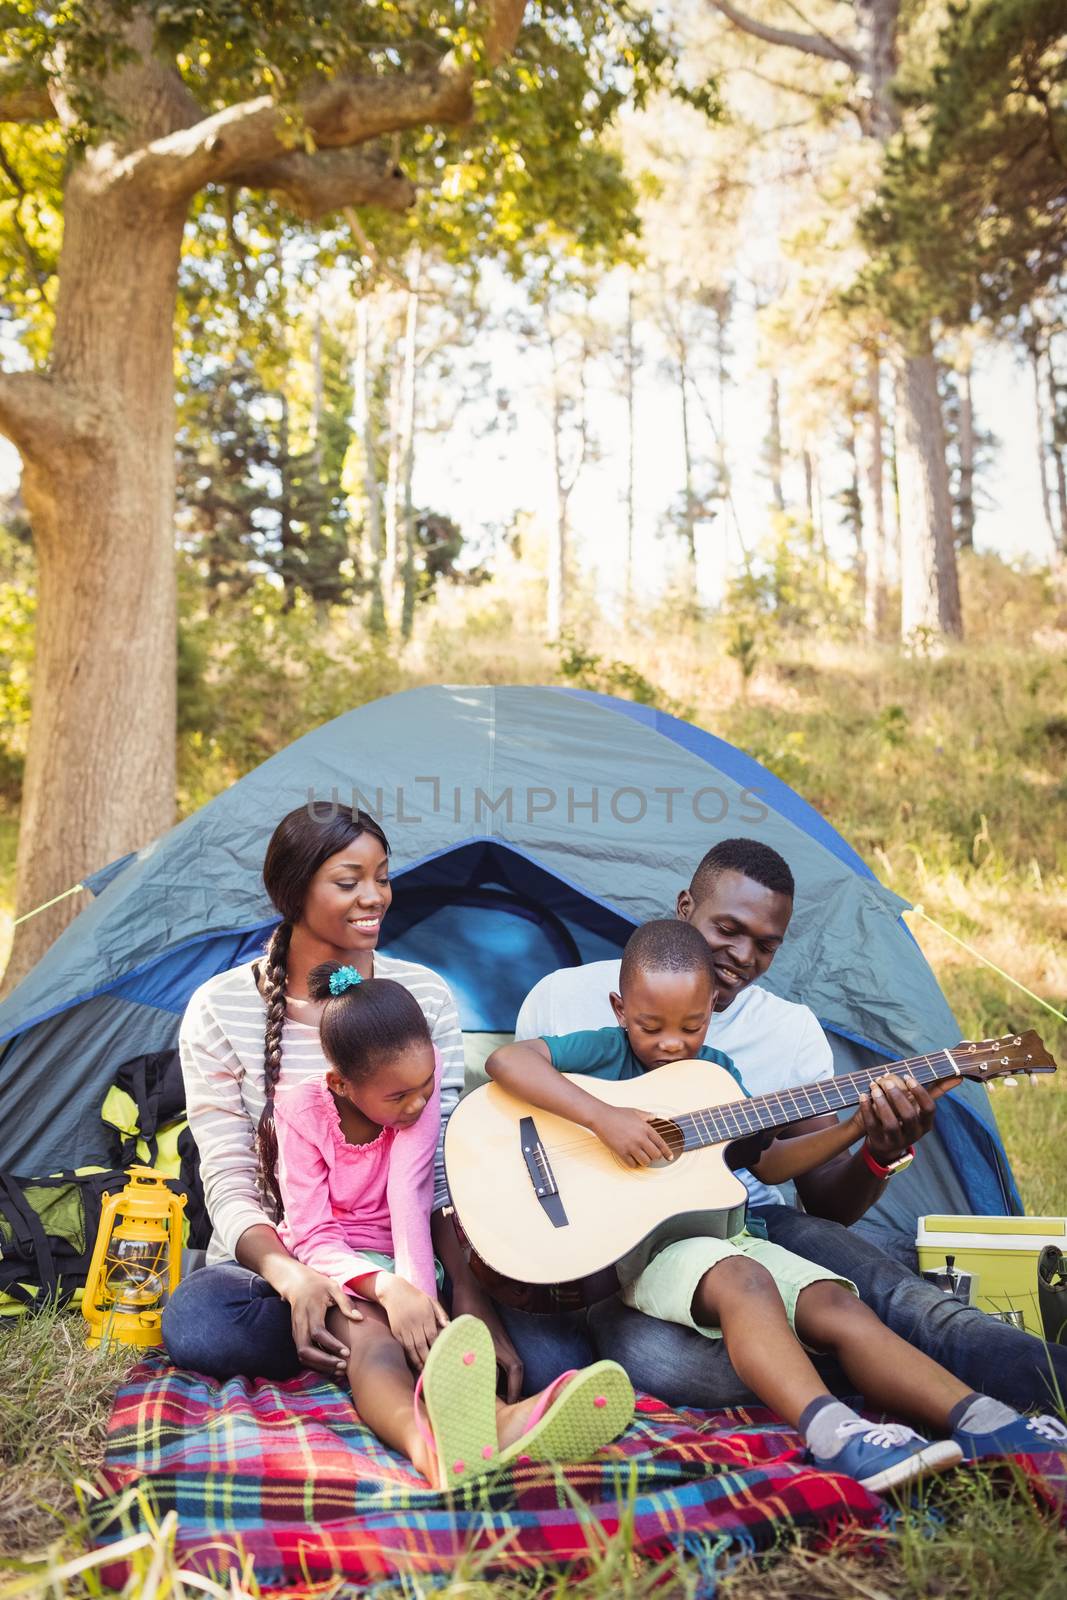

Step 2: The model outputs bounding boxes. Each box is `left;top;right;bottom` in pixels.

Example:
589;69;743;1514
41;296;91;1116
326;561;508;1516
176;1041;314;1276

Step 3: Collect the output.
1003;1076;1018;1088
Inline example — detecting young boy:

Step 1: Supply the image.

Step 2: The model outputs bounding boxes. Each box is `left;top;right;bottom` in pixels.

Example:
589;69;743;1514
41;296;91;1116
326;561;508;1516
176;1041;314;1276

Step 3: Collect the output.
486;919;1067;1491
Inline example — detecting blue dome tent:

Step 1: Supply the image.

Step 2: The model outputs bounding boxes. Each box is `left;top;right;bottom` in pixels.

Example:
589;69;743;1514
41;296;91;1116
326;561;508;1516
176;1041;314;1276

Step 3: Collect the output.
0;685;1020;1244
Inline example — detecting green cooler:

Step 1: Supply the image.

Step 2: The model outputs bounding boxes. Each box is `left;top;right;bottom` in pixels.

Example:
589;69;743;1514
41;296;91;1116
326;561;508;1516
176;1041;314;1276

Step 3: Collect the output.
917;1215;1067;1335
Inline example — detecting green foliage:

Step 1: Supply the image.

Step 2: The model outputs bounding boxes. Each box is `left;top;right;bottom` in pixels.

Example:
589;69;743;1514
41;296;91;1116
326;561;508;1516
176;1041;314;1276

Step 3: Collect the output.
725;520;861;640
0;517;34;804
857;0;1067;330
175;570;410;812
555;632;692;719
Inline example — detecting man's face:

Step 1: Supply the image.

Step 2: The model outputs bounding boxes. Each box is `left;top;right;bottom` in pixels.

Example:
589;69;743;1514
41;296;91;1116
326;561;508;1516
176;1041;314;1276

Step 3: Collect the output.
676;868;792;1011
610;967;717;1071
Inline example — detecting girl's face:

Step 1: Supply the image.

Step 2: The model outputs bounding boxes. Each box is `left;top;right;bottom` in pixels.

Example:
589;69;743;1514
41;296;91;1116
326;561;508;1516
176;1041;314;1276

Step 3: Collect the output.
301;833;392;955
328;1041;436;1130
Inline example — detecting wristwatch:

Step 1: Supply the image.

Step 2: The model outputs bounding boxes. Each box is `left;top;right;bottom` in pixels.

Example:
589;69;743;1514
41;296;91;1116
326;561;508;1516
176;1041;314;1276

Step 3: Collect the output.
861;1142;915;1179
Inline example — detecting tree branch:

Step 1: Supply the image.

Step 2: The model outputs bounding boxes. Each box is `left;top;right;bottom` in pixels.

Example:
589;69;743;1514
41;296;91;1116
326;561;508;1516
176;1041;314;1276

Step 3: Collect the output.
0;371;101;462
706;0;861;71
0;66;54;124
231;144;416;218
114;0;528;202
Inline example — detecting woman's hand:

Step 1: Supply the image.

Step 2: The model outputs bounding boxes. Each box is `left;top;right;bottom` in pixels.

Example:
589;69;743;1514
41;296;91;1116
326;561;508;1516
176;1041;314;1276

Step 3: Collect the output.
590;1105;673;1168
450;1278;525;1401
273;1257;364;1376
377;1275;449;1368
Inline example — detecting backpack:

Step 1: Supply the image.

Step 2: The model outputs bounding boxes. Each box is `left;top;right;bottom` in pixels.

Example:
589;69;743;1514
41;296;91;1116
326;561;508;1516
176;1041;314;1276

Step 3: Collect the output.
99;1048;212;1251
0;1167;147;1312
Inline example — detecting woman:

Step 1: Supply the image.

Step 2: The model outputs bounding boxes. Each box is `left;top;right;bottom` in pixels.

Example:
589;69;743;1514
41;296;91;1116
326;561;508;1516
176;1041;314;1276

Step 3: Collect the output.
162;803;524;1393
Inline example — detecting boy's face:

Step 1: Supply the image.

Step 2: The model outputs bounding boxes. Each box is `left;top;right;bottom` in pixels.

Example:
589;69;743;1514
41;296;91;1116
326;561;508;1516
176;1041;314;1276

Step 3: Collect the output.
610;966;718;1071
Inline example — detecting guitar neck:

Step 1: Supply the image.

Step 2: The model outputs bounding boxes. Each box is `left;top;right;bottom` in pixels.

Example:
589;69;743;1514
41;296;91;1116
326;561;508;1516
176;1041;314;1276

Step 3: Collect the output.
683;1049;963;1147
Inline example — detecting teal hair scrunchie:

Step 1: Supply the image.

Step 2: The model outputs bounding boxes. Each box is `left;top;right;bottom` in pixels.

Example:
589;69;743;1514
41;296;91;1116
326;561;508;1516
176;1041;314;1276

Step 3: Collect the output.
329;965;363;996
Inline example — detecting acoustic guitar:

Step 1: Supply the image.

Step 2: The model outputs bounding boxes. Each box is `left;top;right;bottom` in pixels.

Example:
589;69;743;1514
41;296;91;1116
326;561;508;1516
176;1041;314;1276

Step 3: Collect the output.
444;1032;1057;1313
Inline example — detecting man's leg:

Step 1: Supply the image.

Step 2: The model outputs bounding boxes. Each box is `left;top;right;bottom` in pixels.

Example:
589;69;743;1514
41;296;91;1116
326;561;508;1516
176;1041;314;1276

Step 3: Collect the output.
754;1205;1067;1413
495;1303;597;1396
162;1261;300;1381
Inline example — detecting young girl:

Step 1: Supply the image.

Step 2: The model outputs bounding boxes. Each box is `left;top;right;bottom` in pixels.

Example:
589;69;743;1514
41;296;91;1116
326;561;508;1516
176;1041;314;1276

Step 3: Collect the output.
268;960;634;1489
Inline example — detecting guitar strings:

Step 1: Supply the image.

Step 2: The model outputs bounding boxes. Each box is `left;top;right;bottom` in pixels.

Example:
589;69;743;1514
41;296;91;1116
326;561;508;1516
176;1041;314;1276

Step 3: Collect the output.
527;1049;1004;1162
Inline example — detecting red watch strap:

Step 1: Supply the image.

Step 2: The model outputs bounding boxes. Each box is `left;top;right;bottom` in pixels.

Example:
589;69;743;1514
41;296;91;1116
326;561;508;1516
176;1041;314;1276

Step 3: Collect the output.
862;1143;913;1178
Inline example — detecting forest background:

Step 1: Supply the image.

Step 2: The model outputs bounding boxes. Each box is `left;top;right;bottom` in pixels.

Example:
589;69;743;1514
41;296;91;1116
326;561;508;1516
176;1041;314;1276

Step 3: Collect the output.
0;0;1064;1207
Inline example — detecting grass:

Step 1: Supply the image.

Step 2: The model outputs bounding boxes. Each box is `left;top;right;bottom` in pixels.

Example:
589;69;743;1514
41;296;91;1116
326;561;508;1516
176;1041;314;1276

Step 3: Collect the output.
1;557;1066;1594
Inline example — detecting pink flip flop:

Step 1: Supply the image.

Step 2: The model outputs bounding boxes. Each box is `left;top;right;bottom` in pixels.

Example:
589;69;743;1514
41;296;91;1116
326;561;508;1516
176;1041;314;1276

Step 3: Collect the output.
497;1360;634;1467
412;1314;501;1488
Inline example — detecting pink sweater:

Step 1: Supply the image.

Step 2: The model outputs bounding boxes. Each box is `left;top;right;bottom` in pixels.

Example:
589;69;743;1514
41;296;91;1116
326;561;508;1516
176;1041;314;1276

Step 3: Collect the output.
273;1052;441;1299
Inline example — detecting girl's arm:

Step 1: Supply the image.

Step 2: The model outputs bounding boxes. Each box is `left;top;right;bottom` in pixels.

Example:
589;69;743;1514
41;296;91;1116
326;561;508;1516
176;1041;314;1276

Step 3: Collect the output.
273;1097;396;1292
385;1054;442;1300
750;1108;865;1184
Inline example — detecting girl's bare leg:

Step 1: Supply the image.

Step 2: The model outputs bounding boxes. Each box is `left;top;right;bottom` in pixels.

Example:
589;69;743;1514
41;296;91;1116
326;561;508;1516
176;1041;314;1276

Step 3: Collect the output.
326;1304;438;1484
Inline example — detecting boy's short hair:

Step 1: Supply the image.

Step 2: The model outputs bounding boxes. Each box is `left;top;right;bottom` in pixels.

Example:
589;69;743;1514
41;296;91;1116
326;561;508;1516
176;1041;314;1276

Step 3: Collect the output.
619;918;716;991
689;837;795;903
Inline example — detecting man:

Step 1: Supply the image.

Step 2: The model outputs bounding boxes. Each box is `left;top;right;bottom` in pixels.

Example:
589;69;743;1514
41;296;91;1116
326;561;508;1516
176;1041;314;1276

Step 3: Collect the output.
510;837;1067;1413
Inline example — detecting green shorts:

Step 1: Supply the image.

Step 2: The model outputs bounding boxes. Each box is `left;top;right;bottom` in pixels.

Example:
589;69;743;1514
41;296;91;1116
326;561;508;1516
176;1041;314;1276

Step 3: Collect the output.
621;1230;857;1340
357;1251;446;1292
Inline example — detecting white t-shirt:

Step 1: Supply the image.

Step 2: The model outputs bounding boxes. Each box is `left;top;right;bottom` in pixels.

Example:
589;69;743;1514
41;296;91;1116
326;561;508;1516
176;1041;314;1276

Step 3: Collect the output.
514;960;834;1209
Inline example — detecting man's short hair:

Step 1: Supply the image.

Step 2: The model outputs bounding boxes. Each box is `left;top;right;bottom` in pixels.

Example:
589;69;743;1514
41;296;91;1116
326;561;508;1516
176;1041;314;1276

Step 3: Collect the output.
689;837;795;903
620;918;715;991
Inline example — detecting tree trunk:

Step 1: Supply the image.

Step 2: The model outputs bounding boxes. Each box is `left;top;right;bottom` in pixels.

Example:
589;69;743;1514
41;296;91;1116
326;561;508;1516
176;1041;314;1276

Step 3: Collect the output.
767;376;785;511
956;360;975;549
382;331;402;620
894;343;962;640
399;248;422;643
847;421;867;612
678;342;697;568
857;353;888;633
354;297;386;632
547;373;567;640
624;284;636;612
1047;339;1067;555
3;172;183;992
1031;341;1059;561
277;389;298;608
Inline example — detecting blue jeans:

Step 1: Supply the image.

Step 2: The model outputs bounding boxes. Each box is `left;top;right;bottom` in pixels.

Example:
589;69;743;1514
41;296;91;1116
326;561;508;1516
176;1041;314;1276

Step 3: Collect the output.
588;1205;1067;1413
162;1260;304;1380
162;1260;599;1392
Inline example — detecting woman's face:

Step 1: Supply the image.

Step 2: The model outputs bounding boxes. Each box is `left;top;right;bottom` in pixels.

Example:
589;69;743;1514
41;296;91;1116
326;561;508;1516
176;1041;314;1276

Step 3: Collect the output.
300;832;392;955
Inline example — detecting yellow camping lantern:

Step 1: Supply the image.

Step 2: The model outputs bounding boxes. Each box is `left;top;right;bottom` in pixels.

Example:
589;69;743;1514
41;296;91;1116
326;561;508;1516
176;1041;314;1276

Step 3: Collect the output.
82;1167;186;1349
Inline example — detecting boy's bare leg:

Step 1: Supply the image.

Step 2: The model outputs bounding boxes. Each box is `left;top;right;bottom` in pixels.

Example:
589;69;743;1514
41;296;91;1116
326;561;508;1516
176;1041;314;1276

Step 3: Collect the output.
691;1257;830;1428
794;1282;970;1430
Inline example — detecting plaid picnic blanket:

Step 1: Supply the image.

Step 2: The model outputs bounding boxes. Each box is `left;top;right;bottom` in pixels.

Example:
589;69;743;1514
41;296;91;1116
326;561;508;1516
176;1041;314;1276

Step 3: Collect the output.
94;1359;1067;1593
93;1356;886;1591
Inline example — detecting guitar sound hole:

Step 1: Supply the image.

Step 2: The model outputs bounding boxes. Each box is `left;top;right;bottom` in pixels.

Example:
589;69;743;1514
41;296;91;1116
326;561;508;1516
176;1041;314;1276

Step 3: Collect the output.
648;1118;686;1168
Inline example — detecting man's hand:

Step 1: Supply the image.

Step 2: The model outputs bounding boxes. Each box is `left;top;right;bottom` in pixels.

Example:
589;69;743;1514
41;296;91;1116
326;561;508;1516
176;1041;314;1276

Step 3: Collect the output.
450;1279;525;1401
590;1105;674;1168
858;1072;955;1164
377;1275;449;1369
274;1258;364;1377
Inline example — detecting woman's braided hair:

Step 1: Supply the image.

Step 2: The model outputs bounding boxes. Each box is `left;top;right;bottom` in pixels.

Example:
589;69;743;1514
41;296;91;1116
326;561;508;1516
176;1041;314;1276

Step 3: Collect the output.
255;803;390;1219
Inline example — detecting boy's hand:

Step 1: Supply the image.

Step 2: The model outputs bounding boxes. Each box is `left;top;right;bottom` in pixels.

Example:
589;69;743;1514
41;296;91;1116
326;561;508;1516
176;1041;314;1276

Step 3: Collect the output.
376;1275;449;1368
590;1105;674;1168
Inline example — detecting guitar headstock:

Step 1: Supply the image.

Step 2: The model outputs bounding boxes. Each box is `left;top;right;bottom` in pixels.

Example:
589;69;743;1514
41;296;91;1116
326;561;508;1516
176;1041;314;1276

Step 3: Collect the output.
952;1031;1058;1084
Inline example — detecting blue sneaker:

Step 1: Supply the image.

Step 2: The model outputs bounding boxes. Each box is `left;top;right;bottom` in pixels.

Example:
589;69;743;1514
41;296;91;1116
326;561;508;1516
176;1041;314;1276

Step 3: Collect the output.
954;1413;1067;1461
811;1419;963;1493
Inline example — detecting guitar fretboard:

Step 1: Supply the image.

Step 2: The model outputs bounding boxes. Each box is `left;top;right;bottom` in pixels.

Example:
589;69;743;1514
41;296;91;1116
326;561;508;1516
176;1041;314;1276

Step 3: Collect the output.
675;1051;961;1149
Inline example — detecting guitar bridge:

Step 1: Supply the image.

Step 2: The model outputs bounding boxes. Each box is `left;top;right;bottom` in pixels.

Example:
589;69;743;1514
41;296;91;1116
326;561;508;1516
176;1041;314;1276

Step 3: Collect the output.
519;1116;568;1228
